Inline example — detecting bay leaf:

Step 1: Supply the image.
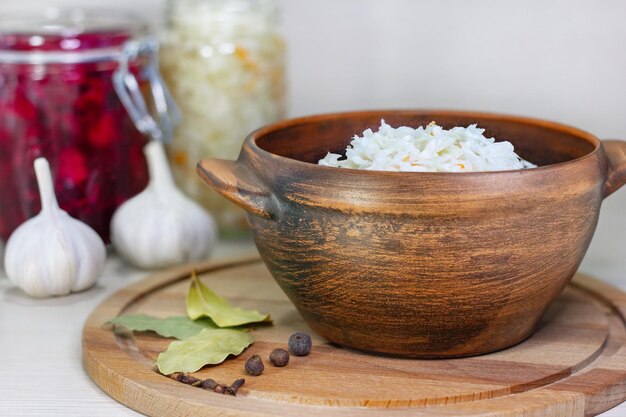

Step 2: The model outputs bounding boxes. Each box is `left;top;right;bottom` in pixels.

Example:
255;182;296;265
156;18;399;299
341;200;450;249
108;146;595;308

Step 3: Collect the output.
186;272;271;327
156;328;254;374
107;314;216;340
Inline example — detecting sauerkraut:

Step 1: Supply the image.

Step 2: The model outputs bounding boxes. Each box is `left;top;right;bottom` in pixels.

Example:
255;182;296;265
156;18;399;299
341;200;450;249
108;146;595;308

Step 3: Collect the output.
160;0;286;234
319;121;536;172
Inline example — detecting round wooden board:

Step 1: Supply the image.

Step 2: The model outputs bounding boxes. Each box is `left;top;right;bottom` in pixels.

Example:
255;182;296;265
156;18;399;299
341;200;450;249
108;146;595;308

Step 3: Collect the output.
83;257;626;417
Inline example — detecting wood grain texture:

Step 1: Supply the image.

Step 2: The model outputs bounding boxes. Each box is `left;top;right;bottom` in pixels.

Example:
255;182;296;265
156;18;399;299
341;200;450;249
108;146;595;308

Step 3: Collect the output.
83;258;626;417
197;110;626;357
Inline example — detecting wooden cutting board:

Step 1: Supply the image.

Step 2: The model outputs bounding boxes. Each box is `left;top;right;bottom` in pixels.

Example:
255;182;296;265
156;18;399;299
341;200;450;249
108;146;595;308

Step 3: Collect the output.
83;257;626;417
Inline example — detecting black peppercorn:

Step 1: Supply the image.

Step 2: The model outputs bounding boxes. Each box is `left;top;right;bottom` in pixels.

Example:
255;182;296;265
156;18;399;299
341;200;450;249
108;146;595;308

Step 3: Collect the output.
245;354;264;376
288;332;312;356
269;348;290;367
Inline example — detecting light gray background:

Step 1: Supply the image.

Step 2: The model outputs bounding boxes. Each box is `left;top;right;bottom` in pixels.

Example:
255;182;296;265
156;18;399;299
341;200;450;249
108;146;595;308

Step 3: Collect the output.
0;1;625;415
1;0;624;271
3;0;622;276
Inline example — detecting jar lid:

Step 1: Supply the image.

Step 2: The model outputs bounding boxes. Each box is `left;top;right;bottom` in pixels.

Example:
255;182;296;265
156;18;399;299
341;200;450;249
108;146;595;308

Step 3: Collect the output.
0;8;147;64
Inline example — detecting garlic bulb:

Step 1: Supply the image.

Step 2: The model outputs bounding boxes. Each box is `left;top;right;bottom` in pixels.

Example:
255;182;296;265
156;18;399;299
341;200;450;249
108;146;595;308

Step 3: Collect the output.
4;158;106;298
111;141;217;269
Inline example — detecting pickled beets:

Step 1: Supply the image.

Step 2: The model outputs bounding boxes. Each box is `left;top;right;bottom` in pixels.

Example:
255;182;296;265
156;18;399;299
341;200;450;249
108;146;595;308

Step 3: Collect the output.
0;28;149;242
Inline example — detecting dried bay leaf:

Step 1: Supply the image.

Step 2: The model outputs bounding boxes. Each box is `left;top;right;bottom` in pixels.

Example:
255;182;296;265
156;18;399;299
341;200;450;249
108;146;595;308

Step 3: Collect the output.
156;328;254;374
107;314;216;340
187;272;271;327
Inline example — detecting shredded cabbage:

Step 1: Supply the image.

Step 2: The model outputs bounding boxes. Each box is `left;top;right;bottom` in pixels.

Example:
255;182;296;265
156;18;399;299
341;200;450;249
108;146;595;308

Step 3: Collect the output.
318;120;536;172
160;0;285;233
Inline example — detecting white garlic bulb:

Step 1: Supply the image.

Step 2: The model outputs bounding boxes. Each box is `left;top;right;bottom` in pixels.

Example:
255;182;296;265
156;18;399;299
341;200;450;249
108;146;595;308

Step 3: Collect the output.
111;141;217;269
4;158;106;298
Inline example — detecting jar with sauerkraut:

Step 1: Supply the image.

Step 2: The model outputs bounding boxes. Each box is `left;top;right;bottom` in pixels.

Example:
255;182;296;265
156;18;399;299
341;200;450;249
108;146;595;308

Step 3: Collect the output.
160;0;286;236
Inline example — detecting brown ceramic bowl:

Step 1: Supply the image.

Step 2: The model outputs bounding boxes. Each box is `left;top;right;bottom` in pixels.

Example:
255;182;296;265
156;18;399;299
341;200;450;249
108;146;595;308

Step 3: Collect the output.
197;110;626;358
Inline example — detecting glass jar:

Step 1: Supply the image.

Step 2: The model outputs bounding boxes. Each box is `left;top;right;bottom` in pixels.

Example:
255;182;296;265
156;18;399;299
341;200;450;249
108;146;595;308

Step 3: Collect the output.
161;0;286;236
0;9;155;243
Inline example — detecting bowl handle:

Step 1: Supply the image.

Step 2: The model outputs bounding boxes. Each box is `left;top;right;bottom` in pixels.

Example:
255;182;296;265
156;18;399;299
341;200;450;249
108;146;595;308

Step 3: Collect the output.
196;158;276;219
603;140;626;198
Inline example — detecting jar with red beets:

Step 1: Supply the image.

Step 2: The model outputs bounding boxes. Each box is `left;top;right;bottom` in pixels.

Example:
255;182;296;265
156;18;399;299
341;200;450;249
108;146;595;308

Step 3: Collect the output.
0;9;172;243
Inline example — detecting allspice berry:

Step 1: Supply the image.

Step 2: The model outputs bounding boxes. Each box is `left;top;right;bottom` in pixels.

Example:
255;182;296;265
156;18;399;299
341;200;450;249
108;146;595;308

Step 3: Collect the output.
288;332;312;356
269;348;290;367
245;354;264;376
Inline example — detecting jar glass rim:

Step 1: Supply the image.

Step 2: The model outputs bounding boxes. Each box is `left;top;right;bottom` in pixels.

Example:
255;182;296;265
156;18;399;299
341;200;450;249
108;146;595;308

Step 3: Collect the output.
167;0;280;26
0;7;148;63
0;7;147;38
168;0;279;14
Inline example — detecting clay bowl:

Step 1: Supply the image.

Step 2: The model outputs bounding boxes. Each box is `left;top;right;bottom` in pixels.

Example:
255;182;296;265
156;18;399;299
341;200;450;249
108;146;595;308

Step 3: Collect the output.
197;110;626;358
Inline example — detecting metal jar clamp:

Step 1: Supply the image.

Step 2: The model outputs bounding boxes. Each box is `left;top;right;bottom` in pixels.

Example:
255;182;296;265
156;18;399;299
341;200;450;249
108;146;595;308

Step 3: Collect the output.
113;37;180;142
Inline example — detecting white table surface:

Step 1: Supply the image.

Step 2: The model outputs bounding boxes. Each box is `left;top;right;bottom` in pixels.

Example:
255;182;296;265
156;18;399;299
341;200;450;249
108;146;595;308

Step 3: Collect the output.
1;197;625;417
